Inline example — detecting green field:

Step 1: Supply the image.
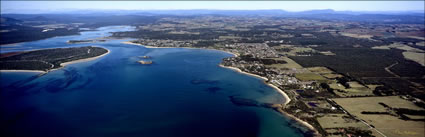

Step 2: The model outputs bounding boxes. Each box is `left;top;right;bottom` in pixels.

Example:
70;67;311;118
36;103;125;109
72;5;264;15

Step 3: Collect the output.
321;73;344;79
307;67;334;74
295;73;328;82
372;43;424;52
264;57;304;69
329;81;373;97
317;114;370;135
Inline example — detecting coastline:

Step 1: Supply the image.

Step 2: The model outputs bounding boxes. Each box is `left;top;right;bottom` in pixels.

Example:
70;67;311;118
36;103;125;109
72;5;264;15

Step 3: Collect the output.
266;83;291;106
218;64;268;81
122;41;239;57
205;48;239;57
122;40;319;136
122;41;205;49
280;110;320;136
218;64;319;135
59;48;110;67
122;41;176;49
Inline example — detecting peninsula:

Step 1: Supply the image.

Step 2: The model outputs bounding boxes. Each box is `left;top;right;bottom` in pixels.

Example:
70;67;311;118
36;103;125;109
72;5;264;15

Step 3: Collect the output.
0;46;109;72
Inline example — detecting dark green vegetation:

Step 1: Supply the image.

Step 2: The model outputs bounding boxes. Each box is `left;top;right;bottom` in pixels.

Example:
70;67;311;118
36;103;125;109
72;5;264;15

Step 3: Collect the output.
239;55;287;65
288;34;425;100
0;25;79;45
1;15;159;45
0;46;108;71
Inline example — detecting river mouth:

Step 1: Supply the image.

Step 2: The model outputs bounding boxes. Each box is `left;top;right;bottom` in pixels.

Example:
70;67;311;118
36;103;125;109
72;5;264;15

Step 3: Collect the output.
0;26;303;137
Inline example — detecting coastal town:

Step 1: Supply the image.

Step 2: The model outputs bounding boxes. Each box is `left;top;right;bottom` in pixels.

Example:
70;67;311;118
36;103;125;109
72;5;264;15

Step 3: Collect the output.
118;15;425;137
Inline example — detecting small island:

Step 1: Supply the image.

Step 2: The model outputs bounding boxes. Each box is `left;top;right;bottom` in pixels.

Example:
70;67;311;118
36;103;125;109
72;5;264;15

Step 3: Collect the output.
138;60;153;64
0;46;109;72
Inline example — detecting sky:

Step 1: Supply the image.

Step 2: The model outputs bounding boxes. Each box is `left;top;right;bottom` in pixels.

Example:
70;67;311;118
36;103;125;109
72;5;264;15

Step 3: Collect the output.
1;1;424;14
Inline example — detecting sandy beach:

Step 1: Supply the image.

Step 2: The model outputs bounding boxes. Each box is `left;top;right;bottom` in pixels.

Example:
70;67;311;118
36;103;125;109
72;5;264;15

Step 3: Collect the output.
60;48;110;67
280;110;320;136
266;83;291;106
219;64;268;81
122;41;175;48
122;41;239;57
205;48;238;57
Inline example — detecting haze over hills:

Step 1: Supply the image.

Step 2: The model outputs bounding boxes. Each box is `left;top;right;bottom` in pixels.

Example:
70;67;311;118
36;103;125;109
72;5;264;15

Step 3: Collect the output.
1;9;424;45
2;9;424;24
2;9;425;15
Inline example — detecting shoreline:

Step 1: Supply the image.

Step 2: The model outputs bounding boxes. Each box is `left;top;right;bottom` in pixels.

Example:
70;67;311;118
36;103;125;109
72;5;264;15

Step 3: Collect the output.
122;41;239;57
122;41;206;49
0;42;23;47
0;70;46;73
266;83;291;106
219;64;318;135
218;64;268;81
280;110;320;136
60;48;110;67
122;41;177;49
122;40;319;135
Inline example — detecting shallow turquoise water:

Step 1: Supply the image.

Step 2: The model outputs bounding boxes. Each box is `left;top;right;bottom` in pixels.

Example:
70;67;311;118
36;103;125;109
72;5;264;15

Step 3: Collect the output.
0;26;304;137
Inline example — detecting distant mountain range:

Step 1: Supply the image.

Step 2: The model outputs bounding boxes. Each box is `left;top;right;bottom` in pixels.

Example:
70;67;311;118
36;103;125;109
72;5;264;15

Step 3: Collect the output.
2;9;424;16
1;9;424;25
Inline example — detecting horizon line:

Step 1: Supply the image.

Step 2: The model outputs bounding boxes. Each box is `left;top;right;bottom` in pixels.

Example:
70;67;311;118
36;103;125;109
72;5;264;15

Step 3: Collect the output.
2;8;425;14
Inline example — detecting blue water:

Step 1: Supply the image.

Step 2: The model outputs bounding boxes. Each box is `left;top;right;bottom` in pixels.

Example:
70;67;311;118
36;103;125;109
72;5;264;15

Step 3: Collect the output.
0;26;304;137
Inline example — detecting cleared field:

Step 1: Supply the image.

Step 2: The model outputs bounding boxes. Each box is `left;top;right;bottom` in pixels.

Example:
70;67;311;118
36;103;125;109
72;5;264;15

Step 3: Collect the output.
317;114;369;132
330;81;373;97
307;67;334;74
306;67;345;79
305;100;333;109
416;42;425;47
366;84;382;91
403;51;425;66
274;46;317;56
319;51;336;56
218;36;242;39
347;81;365;88
289;47;317;56
265;57;303;69
372;43;424;52
340;32;374;40
295;73;328;82
407;36;425;41
322;73;344;79
333;96;425;137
